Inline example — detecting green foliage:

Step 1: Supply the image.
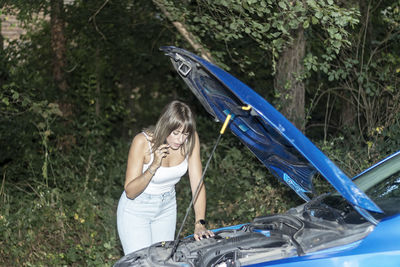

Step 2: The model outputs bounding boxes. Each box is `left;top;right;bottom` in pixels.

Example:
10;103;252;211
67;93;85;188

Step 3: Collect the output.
62;0;186;132
0;83;61;185
1;78;128;265
0;143;126;266
160;0;358;75
303;1;400;141
373;112;400;157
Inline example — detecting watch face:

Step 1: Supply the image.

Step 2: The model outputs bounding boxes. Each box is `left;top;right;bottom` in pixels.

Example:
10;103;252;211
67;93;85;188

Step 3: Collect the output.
198;219;206;225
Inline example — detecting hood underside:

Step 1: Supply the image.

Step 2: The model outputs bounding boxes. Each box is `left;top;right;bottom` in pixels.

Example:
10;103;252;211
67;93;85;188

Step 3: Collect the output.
161;46;382;214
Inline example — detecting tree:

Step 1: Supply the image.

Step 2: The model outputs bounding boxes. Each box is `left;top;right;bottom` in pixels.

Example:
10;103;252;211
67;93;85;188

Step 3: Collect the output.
50;0;68;93
152;0;214;62
346;0;400;145
275;25;306;130
1;1;70;114
305;0;400;145
152;0;359;131
0;18;3;52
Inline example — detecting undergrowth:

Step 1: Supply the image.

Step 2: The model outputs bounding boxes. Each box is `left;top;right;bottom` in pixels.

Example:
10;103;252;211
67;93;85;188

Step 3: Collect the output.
1;110;397;265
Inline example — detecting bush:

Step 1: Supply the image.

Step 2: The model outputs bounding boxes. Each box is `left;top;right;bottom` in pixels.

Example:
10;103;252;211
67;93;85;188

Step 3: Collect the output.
0;136;127;266
0;88;128;265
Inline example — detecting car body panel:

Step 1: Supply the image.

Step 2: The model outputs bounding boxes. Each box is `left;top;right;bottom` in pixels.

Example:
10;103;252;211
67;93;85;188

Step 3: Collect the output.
161;46;382;214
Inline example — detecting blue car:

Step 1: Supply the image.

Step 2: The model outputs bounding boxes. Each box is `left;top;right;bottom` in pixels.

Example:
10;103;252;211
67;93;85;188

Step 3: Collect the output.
114;47;400;267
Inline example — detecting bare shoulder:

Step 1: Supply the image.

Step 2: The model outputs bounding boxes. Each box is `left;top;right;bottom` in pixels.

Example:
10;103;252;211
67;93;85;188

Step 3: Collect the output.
130;133;149;153
189;131;201;160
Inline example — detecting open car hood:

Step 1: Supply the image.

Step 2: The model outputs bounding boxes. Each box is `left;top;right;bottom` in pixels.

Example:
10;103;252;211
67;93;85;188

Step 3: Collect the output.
161;46;382;214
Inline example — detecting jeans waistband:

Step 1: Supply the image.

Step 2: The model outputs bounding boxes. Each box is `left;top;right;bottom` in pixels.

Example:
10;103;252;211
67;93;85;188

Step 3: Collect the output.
140;187;176;199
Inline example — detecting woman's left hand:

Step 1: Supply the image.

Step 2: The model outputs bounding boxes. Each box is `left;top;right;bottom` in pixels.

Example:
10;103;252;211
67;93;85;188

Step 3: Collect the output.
194;224;214;241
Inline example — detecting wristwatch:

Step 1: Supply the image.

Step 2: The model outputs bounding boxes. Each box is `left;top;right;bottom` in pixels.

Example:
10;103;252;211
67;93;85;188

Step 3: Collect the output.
195;219;206;226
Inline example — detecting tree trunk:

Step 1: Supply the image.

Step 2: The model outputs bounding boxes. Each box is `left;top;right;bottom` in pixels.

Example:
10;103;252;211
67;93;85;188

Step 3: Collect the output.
152;0;214;63
274;27;306;131
0;20;3;52
0;20;4;88
339;96;356;130
50;0;67;92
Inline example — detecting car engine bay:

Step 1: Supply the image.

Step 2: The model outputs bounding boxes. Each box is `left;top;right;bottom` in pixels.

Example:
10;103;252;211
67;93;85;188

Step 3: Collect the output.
114;196;375;267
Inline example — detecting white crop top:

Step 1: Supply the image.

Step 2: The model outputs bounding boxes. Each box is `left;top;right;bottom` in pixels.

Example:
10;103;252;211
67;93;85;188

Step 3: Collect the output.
142;132;188;194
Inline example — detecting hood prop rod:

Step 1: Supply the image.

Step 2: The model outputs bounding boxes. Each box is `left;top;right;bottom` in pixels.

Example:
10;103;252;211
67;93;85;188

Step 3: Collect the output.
165;113;232;262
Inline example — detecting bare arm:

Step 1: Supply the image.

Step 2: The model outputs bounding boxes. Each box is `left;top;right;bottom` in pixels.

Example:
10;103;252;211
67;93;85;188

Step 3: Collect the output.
124;133;168;199
188;132;214;240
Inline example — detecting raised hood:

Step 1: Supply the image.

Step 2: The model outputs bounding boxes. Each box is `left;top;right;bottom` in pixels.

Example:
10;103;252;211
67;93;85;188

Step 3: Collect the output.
161;46;382;214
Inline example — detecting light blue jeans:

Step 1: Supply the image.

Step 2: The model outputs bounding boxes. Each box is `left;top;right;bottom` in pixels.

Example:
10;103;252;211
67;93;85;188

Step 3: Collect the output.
116;189;177;255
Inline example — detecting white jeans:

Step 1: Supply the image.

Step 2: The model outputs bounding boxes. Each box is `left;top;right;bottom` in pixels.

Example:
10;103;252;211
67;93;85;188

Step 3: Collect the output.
116;189;177;255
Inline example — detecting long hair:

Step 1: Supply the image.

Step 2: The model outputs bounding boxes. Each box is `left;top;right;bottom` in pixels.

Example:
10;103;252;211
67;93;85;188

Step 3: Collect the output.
144;100;196;156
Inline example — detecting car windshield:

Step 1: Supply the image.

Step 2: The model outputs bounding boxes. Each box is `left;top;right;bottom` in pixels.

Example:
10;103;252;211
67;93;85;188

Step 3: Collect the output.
354;152;400;218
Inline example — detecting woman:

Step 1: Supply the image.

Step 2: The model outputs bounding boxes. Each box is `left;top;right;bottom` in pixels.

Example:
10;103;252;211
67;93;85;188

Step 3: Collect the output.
117;100;214;255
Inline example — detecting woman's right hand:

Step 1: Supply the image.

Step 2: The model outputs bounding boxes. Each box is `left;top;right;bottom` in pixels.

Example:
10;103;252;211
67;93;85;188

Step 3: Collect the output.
152;144;170;169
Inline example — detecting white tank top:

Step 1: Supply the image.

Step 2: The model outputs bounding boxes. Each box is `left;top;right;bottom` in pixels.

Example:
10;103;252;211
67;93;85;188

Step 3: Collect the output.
142;132;188;194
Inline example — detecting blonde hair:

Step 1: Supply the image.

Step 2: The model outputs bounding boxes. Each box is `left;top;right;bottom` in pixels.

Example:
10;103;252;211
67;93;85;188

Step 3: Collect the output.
144;100;196;156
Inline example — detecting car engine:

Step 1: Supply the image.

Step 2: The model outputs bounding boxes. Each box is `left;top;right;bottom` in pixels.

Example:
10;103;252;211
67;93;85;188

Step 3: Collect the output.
114;200;374;267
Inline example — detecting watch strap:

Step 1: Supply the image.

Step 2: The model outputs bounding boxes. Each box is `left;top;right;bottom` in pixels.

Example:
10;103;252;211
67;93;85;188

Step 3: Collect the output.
195;219;206;225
